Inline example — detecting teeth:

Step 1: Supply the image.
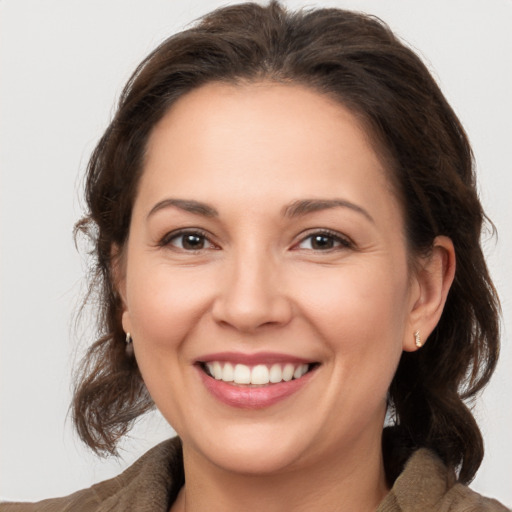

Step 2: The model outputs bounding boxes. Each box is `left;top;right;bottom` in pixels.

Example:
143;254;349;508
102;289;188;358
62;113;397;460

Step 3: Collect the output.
251;364;270;384
213;361;223;380
283;363;295;381
222;362;234;382
205;361;311;385
234;364;251;384
293;364;308;379
269;364;282;383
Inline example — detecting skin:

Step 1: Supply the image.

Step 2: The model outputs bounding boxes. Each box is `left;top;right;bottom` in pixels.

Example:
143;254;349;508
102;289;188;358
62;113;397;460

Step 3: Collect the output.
118;82;455;512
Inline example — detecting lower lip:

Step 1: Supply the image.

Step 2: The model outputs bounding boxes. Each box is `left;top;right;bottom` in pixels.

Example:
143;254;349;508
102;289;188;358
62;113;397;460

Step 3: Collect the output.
197;367;316;409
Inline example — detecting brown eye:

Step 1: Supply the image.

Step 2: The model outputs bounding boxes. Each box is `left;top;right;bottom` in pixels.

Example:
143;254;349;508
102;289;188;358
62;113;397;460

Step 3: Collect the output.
296;231;352;251
310;234;335;250
164;231;212;251
180;233;205;250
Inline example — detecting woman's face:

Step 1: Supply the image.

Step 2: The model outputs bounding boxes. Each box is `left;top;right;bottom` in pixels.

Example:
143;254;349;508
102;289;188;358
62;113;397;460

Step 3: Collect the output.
120;82;421;475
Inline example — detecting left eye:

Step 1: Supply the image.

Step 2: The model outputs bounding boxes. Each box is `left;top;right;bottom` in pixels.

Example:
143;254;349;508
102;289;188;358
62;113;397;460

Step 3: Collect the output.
164;231;214;251
296;232;350;251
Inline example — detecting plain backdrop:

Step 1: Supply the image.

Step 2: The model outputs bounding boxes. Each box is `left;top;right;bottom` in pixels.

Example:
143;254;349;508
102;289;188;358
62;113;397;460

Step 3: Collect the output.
1;0;511;505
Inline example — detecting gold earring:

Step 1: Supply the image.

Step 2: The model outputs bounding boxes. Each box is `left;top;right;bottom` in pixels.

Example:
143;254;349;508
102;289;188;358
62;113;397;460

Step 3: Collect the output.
414;330;422;348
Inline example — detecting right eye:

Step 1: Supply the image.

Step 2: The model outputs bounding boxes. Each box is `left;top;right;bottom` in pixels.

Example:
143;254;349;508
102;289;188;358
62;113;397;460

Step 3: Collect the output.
161;230;216;251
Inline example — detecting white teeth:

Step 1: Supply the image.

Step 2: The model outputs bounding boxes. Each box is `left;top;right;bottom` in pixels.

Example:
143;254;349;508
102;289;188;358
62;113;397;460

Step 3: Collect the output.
293;364;308;379
269;364;283;383
233;364;251;384
282;363;295;381
222;362;234;382
251;364;270;385
206;361;312;385
213;361;223;380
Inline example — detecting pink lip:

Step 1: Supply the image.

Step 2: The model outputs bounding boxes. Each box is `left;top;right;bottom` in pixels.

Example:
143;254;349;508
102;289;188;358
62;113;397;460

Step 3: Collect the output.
197;351;312;365
196;364;317;409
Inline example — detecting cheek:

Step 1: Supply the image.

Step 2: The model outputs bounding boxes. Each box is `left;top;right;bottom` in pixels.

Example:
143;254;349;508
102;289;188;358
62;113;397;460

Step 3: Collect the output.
124;260;215;354
123;260;218;430
295;260;410;336
293;261;409;381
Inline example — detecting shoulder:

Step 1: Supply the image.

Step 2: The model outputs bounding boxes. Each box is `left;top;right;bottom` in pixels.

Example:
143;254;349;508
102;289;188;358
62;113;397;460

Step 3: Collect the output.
0;487;102;512
378;449;510;512
0;437;184;512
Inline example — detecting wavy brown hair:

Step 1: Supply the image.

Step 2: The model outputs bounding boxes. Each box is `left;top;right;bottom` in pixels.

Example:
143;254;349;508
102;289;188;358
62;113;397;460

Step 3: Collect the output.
72;1;500;484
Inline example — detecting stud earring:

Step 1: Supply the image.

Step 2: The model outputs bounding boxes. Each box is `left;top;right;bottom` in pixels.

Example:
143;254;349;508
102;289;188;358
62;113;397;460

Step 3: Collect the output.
125;332;134;356
414;330;422;348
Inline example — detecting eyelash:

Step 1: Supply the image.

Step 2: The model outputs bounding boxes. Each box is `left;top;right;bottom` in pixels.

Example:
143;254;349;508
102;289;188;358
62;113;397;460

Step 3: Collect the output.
158;228;353;252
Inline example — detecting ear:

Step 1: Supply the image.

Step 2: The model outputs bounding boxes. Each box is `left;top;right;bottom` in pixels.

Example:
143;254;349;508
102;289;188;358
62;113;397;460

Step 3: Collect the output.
111;243;132;334
403;236;456;352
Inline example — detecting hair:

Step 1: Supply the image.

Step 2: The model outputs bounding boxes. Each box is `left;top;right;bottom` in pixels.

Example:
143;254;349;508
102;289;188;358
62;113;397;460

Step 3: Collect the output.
72;1;500;484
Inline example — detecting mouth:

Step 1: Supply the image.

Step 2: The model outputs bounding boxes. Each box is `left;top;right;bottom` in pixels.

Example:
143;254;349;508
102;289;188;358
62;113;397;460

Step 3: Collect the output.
199;361;319;386
195;354;320;409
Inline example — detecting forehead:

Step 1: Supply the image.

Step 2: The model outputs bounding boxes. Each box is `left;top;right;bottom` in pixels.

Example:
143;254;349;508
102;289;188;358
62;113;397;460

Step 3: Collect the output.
138;81;401;225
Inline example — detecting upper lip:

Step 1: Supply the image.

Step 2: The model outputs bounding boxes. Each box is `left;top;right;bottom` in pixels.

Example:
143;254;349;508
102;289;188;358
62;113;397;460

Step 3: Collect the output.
196;351;315;365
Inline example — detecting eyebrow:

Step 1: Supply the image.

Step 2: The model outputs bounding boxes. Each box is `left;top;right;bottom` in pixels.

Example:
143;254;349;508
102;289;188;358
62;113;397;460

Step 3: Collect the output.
147;198;219;219
282;199;374;223
147;197;374;223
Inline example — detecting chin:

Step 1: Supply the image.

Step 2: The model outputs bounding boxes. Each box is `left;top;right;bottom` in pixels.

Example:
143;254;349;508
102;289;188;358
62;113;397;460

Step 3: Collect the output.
206;442;306;475
183;422;317;476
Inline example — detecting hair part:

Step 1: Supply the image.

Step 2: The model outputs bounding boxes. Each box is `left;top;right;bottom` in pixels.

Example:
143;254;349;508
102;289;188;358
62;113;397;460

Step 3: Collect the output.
73;1;500;484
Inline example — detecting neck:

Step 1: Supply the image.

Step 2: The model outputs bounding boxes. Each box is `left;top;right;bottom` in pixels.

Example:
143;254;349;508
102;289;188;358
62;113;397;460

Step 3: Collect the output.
172;435;388;512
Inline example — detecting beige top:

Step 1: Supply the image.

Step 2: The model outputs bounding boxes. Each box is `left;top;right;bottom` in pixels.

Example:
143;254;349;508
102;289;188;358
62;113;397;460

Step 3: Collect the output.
1;437;509;511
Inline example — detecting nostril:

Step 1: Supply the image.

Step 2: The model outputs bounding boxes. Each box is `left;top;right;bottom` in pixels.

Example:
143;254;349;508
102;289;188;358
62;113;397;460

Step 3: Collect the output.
210;265;293;331
211;295;293;332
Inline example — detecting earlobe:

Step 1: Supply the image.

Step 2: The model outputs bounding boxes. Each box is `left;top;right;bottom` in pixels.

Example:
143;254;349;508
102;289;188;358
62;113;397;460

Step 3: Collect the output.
122;310;132;335
403;236;456;352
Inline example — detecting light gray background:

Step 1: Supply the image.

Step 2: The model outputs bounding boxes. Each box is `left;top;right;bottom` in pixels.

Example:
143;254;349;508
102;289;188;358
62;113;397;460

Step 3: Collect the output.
1;0;511;505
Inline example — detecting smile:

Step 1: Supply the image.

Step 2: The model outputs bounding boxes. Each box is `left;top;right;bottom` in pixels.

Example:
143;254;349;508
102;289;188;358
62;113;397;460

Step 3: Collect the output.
196;353;319;409
203;361;311;385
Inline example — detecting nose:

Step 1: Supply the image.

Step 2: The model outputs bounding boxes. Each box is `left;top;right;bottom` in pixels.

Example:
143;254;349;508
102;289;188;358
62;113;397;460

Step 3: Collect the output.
211;248;293;333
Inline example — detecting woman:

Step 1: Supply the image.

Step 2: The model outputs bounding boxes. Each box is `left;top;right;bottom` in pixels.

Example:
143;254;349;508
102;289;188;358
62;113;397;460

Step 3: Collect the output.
1;1;509;510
